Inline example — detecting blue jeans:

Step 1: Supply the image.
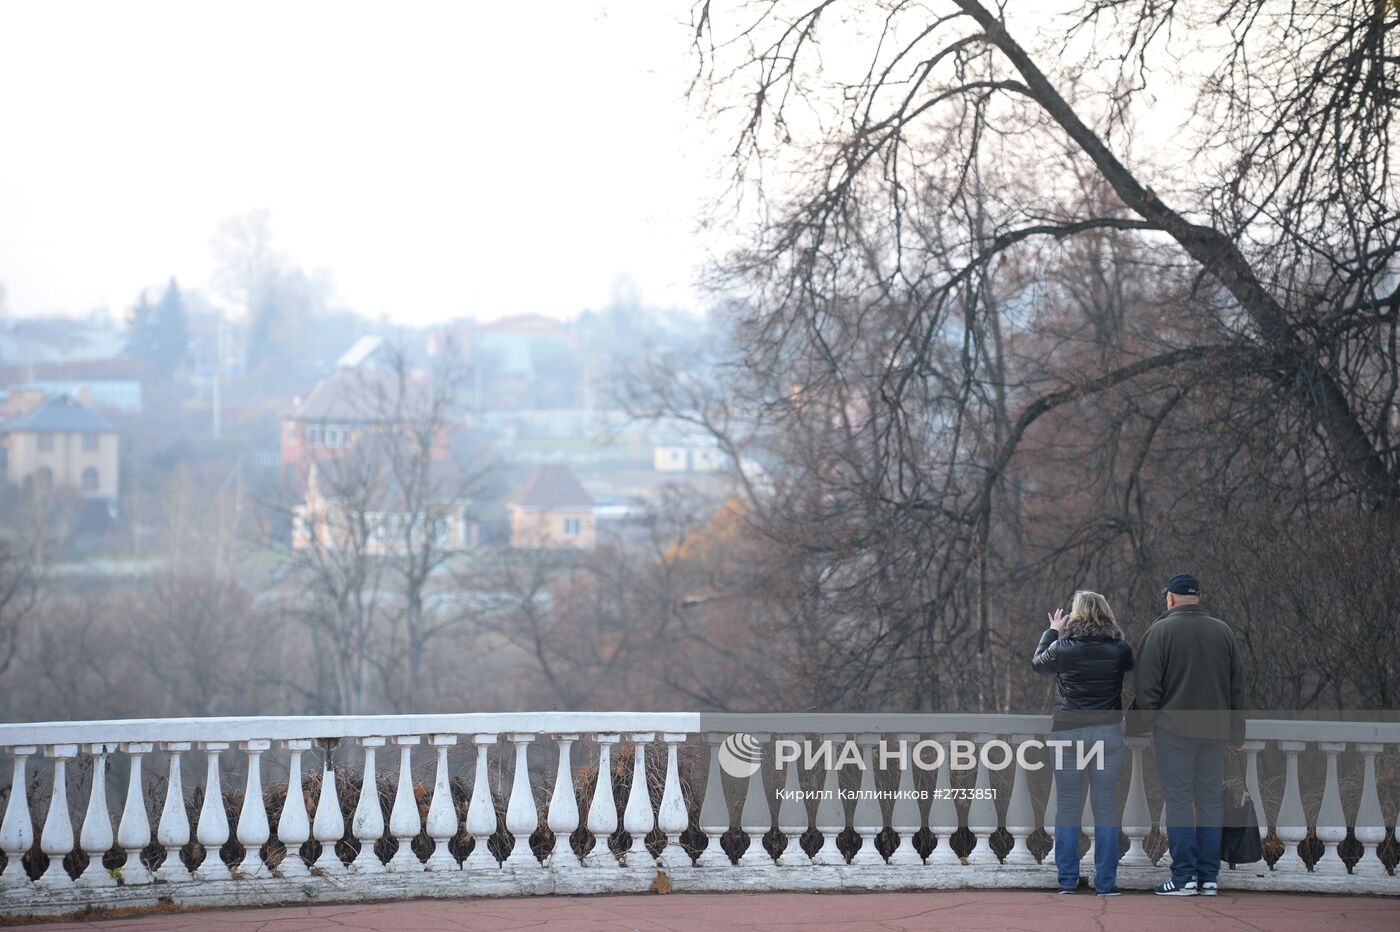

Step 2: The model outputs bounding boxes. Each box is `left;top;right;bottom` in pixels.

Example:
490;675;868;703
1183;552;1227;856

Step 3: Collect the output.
1153;728;1224;885
1052;723;1124;893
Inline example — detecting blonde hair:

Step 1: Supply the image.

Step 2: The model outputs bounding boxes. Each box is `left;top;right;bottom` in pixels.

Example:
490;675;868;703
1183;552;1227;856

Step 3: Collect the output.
1065;590;1123;638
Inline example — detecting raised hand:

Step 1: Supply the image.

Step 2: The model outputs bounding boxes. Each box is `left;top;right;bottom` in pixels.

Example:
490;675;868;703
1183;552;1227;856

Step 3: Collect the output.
1047;608;1068;632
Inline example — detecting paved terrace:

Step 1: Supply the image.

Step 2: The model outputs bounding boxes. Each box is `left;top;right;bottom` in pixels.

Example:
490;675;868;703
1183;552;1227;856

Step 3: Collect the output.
13;892;1400;931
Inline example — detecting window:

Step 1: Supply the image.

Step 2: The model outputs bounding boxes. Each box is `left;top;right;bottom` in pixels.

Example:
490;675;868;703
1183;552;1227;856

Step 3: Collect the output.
564;517;581;537
81;467;98;491
38;434;54;452
285;422;298;444
83;433;99;452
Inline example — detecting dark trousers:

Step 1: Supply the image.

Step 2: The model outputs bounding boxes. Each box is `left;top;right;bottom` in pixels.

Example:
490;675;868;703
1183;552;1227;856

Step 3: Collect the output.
1153;728;1224;884
1052;723;1124;893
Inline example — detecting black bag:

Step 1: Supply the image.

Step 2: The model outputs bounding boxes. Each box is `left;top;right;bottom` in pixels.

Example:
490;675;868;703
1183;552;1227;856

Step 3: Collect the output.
1220;754;1264;865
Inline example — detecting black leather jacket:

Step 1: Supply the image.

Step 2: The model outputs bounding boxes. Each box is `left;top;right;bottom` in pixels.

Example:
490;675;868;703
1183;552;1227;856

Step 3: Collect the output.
1032;628;1134;730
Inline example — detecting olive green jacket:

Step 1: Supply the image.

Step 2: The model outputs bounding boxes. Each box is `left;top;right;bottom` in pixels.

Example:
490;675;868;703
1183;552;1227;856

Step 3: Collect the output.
1130;603;1246;744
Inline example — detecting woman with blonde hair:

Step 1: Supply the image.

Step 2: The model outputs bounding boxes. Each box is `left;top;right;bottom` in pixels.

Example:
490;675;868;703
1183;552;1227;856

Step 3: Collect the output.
1032;590;1134;895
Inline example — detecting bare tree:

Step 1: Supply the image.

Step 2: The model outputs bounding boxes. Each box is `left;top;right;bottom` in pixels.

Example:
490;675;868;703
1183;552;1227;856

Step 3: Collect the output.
278;341;487;713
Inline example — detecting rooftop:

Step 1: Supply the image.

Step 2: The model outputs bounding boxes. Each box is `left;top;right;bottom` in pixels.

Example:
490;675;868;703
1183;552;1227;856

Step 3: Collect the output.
508;462;594;509
0;393;117;434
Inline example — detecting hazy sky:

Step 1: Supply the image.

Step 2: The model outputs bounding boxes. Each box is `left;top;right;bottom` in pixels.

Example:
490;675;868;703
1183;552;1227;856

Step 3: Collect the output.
0;0;717;324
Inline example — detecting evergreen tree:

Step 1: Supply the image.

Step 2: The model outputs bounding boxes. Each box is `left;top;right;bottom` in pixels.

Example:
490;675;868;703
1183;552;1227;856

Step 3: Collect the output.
125;277;189;377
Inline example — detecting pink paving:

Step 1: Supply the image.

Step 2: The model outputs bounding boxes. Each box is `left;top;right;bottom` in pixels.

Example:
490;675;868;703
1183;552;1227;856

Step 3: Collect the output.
12;891;1400;931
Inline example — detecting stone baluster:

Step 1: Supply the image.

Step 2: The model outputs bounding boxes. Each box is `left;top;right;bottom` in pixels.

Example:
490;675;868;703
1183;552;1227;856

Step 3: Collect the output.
1273;740;1308;872
386;736;422;872
1040;770;1057;868
1119;737;1154;868
1352;743;1387;877
1001;734;1036;867
584;734;620;869
738;733;773;868
350;737;386;874
1312;741;1348;874
888;733;924;867
311;743;345;874
775;735;808;867
1241;739;1267;845
37;743;77;888
116;742;155;885
423;735;459;871
154;742;191;882
927;734;960;867
193;742;231;881
622;732;656;867
464;734;499;870
504;733;538;869
154;738;193;878
0;745;37;889
276;739;312;878
547;733;582;871
76;743;114;888
656;732;690;870
850;734;884;866
695;733;729;867
234;740;270;877
812;748;846;866
965;734;999;866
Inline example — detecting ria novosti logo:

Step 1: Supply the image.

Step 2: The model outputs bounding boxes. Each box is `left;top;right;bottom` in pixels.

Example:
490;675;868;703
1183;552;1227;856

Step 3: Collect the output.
716;732;1108;775
717;732;764;778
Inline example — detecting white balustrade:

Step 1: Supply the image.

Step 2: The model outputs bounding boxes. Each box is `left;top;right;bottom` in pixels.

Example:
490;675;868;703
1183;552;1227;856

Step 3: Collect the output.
0;745;36;889
546;733;582;871
424;735;458;871
584;734;619;869
37;744;77;888
116;742;154;885
310;744;346;874
775;735;807;866
76;744;114;888
463;734;498;870
737;733;772;867
811;753;846;866
1000;735;1036;867
1119;737;1154;868
350;736;385;873
193;741;230;881
849;734;883;866
0;713;1394;917
504;733;538;869
154;742;191;882
695;733;728;867
621;732;656;867
1353;743;1387;877
276;739;311;878
656;732;690;870
1274;740;1308;872
927;733;959;867
1313;742;1348;874
234;739;270;877
385;736;422;872
965;733;998;866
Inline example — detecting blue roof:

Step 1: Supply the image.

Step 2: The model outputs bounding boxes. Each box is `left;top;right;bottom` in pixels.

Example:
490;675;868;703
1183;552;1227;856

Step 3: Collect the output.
0;395;117;434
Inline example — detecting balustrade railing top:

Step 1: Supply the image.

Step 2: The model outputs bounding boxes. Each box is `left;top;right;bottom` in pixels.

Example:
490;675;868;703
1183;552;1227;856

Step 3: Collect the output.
0;713;1394;919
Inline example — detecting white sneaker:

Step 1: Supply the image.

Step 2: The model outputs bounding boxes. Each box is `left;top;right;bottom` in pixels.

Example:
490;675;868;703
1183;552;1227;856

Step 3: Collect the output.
1198;881;1218;896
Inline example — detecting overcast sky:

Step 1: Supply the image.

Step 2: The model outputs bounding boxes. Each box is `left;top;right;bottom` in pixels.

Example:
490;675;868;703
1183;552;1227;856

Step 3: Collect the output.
0;0;716;324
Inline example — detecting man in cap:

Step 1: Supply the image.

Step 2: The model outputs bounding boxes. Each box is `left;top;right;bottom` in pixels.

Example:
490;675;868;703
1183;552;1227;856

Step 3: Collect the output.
1134;573;1246;896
